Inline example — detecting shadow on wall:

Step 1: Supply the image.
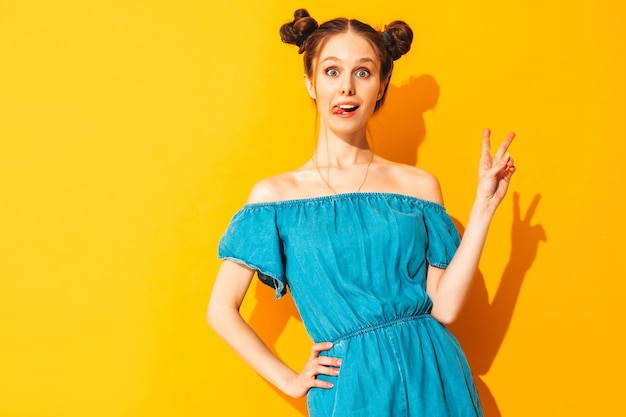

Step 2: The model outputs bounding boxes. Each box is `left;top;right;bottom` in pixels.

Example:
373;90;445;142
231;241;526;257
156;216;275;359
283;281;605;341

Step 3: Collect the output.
448;192;546;417
369;74;440;165
248;288;308;414
246;74;546;416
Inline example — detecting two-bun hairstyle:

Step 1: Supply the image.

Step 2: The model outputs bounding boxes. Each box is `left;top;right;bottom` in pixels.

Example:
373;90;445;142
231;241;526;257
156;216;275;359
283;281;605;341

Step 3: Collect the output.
279;9;413;111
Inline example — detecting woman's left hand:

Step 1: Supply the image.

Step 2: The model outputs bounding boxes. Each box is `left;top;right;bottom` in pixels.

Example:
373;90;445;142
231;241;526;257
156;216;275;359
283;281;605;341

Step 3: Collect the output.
476;128;516;211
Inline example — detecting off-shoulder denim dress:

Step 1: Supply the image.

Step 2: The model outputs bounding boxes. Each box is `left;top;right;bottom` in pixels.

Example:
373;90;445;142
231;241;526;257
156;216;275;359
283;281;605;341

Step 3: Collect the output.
218;193;482;417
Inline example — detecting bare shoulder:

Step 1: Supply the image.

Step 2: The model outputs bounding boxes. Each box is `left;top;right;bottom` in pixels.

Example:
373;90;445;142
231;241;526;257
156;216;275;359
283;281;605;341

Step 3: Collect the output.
375;160;444;205
246;173;297;204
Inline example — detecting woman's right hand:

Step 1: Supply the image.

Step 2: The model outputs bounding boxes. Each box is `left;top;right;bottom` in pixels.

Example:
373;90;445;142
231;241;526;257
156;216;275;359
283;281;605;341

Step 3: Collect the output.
283;342;342;398
475;128;516;212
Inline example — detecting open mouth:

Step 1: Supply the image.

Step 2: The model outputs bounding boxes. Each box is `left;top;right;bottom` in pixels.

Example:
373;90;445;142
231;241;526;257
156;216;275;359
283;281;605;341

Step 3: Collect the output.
332;104;360;115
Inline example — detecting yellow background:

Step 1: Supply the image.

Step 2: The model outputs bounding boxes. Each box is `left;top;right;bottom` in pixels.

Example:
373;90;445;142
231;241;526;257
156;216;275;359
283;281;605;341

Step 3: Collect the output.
1;1;624;416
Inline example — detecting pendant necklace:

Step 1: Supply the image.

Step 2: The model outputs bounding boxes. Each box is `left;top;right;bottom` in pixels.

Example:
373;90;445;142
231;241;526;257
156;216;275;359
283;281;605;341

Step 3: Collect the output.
311;151;374;195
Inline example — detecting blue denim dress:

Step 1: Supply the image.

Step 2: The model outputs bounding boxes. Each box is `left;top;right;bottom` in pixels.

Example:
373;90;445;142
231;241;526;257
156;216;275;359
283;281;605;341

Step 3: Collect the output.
218;193;482;417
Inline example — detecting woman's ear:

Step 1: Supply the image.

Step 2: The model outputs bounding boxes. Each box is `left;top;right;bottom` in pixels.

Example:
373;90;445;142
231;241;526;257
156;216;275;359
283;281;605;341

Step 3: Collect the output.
377;76;390;101
303;74;316;100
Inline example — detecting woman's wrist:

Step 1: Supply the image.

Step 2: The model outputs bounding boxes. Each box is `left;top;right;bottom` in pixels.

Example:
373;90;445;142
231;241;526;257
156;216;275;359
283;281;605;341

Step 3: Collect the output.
470;197;498;220
274;367;300;397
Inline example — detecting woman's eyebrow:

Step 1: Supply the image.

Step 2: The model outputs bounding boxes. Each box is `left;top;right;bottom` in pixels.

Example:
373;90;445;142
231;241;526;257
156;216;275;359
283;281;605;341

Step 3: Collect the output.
320;56;377;65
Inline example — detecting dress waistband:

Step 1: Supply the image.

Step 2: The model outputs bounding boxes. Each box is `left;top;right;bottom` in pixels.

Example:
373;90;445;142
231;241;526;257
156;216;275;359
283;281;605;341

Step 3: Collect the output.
333;314;431;343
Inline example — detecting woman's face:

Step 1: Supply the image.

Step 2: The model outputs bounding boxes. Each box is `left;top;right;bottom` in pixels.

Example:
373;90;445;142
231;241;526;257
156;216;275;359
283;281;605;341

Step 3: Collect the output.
305;32;387;137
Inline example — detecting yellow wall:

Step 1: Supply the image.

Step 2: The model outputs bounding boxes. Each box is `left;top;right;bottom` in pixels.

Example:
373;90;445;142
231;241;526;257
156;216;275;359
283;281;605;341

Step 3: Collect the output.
1;1;624;416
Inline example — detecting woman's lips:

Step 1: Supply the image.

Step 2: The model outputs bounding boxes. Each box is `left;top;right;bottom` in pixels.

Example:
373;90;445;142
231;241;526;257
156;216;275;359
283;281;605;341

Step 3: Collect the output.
332;104;360;115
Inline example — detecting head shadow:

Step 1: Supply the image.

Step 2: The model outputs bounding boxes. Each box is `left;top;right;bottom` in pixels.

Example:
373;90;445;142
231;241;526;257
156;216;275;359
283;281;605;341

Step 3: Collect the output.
368;74;440;165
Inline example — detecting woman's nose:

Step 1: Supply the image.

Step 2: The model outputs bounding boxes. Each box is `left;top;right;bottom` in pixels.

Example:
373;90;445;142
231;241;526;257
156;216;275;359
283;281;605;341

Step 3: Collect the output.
341;76;355;95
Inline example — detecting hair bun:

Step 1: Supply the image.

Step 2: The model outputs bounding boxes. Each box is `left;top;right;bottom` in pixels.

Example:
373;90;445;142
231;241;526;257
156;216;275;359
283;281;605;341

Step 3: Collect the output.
279;9;319;54
382;21;413;61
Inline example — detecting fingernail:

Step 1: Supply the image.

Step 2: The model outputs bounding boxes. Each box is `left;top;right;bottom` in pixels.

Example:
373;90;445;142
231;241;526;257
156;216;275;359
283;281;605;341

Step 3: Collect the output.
337;359;342;366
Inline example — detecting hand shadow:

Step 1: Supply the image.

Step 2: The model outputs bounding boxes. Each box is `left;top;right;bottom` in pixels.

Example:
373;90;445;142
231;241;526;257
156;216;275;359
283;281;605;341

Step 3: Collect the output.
448;192;547;416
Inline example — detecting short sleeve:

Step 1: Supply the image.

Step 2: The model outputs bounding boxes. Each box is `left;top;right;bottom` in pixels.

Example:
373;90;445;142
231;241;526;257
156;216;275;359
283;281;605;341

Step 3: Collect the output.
423;204;461;268
218;206;287;298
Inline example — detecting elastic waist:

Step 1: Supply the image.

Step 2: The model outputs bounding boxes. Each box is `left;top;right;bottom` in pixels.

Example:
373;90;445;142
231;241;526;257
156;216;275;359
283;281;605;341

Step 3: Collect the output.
333;314;430;343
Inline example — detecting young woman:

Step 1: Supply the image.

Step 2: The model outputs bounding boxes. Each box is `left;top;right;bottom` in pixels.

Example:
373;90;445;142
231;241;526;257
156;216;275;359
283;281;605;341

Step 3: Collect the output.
208;9;516;417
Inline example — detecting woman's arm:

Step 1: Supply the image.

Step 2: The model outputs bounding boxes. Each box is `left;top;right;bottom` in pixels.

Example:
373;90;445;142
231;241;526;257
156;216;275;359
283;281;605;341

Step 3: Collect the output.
427;129;516;324
207;259;341;398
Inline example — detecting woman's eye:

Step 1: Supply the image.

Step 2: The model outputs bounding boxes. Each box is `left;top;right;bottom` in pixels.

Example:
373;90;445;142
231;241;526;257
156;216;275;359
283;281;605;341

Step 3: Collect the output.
326;68;339;77
356;69;370;78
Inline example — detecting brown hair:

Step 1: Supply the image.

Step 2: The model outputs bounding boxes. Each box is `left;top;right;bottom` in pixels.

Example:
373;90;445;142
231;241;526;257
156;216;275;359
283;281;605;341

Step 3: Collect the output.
279;9;413;111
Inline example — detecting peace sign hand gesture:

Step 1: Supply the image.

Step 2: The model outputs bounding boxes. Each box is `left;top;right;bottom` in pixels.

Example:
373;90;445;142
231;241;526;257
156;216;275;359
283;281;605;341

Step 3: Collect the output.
476;128;517;212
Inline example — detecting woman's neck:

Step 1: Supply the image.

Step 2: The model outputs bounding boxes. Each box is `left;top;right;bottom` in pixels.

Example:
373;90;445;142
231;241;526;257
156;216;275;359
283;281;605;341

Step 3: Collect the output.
314;128;371;168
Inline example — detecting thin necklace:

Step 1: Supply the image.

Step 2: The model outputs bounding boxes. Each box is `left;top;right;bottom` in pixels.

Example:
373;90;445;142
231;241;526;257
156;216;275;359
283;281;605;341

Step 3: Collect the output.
311;152;374;195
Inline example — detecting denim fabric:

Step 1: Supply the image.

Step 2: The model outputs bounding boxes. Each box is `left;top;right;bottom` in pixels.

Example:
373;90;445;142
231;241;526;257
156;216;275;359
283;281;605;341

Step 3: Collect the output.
218;193;482;417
